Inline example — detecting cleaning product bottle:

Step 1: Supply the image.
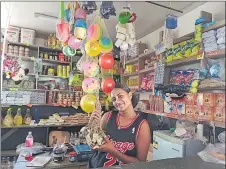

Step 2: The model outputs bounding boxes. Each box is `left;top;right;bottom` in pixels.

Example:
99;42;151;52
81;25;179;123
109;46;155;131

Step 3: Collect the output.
25;131;34;147
3;108;14;127
14;108;23;126
23;108;32;125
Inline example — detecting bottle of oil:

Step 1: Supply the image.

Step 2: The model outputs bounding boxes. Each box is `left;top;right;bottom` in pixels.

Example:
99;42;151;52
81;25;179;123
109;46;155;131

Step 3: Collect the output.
14;108;23;126
23;108;32;125
3;108;14;127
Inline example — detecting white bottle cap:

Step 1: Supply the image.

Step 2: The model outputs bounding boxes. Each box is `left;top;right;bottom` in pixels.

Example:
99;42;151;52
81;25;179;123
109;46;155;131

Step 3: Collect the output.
28;131;32;135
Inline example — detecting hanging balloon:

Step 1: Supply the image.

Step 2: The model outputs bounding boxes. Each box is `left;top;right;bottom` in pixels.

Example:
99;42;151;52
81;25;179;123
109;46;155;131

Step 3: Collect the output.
68;36;82;49
99;53;114;70
74;19;87;29
101;77;116;94
99;37;113;53
75;8;87;20
85;40;101;57
83;61;99;77
74;27;87;40
63;45;76;56
87;24;102;41
82;77;100;94
80;94;96;113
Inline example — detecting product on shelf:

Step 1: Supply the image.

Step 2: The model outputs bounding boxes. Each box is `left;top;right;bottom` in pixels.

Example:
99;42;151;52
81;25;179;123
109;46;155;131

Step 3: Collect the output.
6;26;20;43
47;34;61;49
14;108;23;126
125;64;138;73
21;28;35;45
143;55;159;69
149;95;164;113
214;106;225;122
126;76;139;89
154;62;165;85
140;73;154;90
39;51;71;62
3;108;14;127
23;108;32;125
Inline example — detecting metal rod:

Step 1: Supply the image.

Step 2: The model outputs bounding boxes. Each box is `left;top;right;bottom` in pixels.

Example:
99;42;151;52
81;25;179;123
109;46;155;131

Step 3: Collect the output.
145;1;183;13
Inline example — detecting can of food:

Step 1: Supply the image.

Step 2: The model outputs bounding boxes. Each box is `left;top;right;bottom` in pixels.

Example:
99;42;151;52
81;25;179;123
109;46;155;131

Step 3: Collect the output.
44;52;49;59
39;52;44;58
57;65;63;77
66;66;70;78
62;66;67;78
58;53;64;62
48;67;54;76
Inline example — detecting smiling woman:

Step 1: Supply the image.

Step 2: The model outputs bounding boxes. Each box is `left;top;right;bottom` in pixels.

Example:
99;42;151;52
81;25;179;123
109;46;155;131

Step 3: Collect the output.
88;84;151;169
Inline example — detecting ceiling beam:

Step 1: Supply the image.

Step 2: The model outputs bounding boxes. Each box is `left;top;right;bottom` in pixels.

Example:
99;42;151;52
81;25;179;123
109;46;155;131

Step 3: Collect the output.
145;1;183;13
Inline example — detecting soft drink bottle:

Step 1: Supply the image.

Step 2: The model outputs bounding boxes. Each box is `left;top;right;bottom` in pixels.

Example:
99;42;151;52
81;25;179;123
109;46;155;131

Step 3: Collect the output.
25;131;34;147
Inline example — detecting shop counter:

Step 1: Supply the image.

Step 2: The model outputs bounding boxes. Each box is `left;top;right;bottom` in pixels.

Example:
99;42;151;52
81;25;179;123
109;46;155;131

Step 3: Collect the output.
96;156;224;169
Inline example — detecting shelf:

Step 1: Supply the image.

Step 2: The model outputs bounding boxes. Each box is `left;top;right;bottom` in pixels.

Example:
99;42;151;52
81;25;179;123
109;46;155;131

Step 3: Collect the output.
165;56;199;67
1;123;88;129
39;46;62;52
139;50;155;59
198;86;225;91
38;75;69;79
143;110;226;128
123;72;139;77
2;88;81;93
8;41;38;50
139;67;155;74
41;58;70;64
126;57;138;64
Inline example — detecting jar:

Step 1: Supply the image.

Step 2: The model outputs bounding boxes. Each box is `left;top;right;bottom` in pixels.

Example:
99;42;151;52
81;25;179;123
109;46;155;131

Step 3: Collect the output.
49;52;53;60
68;152;77;162
48;67;54;76
39;52;44;58
57;65;63;77
44;52;49;59
62;66;67;78
49;80;56;90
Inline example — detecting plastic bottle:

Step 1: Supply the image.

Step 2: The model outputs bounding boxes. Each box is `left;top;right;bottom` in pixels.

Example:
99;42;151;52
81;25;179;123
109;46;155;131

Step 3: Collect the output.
23;108;32;125
14;108;23;126
48;34;53;48
74;133;80;145
3;108;14;127
52;34;57;49
70;132;75;145
25;131;34;147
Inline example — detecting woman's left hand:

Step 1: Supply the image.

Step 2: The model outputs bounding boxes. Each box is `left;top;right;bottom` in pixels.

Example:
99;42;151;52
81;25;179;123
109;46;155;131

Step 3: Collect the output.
95;137;117;154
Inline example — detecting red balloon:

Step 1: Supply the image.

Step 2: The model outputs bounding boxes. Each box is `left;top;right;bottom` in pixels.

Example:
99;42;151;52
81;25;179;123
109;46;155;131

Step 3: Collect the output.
99;53;114;70
101;78;116;93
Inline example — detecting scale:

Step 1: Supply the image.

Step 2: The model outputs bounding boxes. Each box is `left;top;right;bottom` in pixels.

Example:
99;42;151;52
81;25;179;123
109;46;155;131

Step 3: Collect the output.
73;144;93;161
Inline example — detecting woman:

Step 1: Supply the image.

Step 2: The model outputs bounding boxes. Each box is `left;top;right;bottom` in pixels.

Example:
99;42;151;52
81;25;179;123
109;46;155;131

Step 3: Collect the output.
88;84;151;168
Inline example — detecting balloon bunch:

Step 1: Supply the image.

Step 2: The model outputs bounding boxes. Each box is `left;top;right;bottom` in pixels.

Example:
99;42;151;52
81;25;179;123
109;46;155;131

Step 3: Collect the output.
56;2;88;57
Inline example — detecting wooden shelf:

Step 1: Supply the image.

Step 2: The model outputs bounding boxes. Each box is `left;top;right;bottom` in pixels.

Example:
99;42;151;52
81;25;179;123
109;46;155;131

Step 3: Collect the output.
123;72;139;77
139;50;155;59
165;56;199;67
139;67;155;74
41;58;70;64
8;41;38;50
38;75;69;79
126;57;138;64
198;86;225;91
1;123;88;129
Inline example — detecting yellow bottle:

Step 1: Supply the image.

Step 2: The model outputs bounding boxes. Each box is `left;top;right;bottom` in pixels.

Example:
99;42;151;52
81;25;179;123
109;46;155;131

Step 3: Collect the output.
3;108;14;127
14;108;23;126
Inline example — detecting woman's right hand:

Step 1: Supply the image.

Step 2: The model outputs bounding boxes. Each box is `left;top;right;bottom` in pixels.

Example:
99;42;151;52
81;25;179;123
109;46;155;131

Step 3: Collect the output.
89;110;103;122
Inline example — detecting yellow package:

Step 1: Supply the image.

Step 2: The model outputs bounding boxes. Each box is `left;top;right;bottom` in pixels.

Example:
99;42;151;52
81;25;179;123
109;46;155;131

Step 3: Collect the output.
181;40;192;57
190;39;200;56
165;48;174;63
195;24;202;42
173;44;183;60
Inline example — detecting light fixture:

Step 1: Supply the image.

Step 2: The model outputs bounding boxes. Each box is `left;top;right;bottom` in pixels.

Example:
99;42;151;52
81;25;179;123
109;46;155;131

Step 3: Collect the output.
34;12;58;20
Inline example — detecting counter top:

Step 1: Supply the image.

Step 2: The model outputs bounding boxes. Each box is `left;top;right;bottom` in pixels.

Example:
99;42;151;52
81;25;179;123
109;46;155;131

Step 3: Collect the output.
96;156;224;169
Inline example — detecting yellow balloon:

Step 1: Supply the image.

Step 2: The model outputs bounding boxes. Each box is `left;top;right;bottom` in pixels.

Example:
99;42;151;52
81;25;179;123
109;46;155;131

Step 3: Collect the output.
74;27;87;40
85;40;101;57
190;87;198;94
80;94;96;113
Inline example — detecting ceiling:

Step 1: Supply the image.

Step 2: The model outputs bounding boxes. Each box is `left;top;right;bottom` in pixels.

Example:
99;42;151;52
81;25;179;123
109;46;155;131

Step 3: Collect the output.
1;1;206;41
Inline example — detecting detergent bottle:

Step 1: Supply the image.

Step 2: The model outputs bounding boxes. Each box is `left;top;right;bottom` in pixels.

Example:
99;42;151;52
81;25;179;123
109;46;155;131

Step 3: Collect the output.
3;108;14;127
14;108;23;126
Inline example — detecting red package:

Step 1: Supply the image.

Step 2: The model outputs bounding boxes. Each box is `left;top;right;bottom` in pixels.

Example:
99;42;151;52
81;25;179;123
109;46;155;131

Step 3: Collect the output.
214;106;225;122
215;93;225;107
185;93;197;105
140;76;148;90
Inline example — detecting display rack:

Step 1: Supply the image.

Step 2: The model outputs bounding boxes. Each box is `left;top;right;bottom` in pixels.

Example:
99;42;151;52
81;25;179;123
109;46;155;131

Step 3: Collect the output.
120;20;226;128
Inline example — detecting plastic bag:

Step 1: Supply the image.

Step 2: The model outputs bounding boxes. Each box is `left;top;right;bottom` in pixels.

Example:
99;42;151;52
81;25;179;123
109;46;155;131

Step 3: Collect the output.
198;143;225;165
207;58;225;81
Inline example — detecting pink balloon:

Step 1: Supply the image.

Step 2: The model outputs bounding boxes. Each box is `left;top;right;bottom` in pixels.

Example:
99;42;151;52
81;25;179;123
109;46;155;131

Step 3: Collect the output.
68;36;82;49
75;8;86;20
82;77;100;93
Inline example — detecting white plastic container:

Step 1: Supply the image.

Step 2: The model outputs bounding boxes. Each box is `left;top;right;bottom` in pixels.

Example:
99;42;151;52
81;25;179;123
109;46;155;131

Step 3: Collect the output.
21;28;35;45
6;26;20;42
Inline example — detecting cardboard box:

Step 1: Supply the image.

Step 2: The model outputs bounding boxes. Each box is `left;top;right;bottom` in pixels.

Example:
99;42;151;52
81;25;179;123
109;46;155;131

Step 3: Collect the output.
185;93;197;105
203;93;215;106
215;93;225;107
193;105;202;120
214;106;225;122
185;105;194;119
199;106;214;121
196;93;204;105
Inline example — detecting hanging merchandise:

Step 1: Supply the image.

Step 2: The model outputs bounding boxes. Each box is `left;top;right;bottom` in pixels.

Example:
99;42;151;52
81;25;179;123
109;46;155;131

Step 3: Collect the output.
83;61;99;77
75;8;87;20
80;94;96;113
115;6;137;51
99;37;113;53
100;1;116;19
82;77;100;94
82;1;97;15
99;53;114;70
85;40;101;57
63;45;76;56
87;24;102;41
34;58;43;74
166;14;178;29
101;77;116;94
68;36;82;50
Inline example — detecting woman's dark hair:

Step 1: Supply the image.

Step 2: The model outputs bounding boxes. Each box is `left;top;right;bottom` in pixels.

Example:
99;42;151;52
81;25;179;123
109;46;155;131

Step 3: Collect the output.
113;84;140;108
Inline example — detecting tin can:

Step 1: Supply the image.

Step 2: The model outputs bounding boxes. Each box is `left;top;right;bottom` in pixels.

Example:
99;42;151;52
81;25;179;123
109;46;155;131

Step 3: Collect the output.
66;66;70;78
57;65;63;77
62;66;67;78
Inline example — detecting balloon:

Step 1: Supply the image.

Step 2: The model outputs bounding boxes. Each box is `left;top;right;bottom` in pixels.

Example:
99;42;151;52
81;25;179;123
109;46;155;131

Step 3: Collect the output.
119;12;131;24
80;94;96;113
85;40;101;57
99;53;114;70
74;27;87;40
82;77;100;94
68;36;82;49
75;8;86;20
87;24;102;41
101;78;115;94
63;45;76;56
74;19;87;29
99;37;113;53
83;61;99;77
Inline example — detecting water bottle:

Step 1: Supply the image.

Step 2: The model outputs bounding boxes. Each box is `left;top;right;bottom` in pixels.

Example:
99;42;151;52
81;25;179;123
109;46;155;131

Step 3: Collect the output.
74;133;80;145
25;131;34;147
70;132;75;145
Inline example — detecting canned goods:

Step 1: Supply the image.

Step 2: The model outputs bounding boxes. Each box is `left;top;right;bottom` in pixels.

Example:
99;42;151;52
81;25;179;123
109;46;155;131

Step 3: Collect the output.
39;52;44;58
66;66;70;78
58;53;64;62
44;52;49;59
48;67;54;76
62;66;67;78
57;65;63;77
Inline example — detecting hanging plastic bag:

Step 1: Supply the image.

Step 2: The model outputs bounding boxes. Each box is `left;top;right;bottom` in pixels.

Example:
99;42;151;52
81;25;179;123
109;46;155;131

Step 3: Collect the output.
207;58;225;81
166;14;177;29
